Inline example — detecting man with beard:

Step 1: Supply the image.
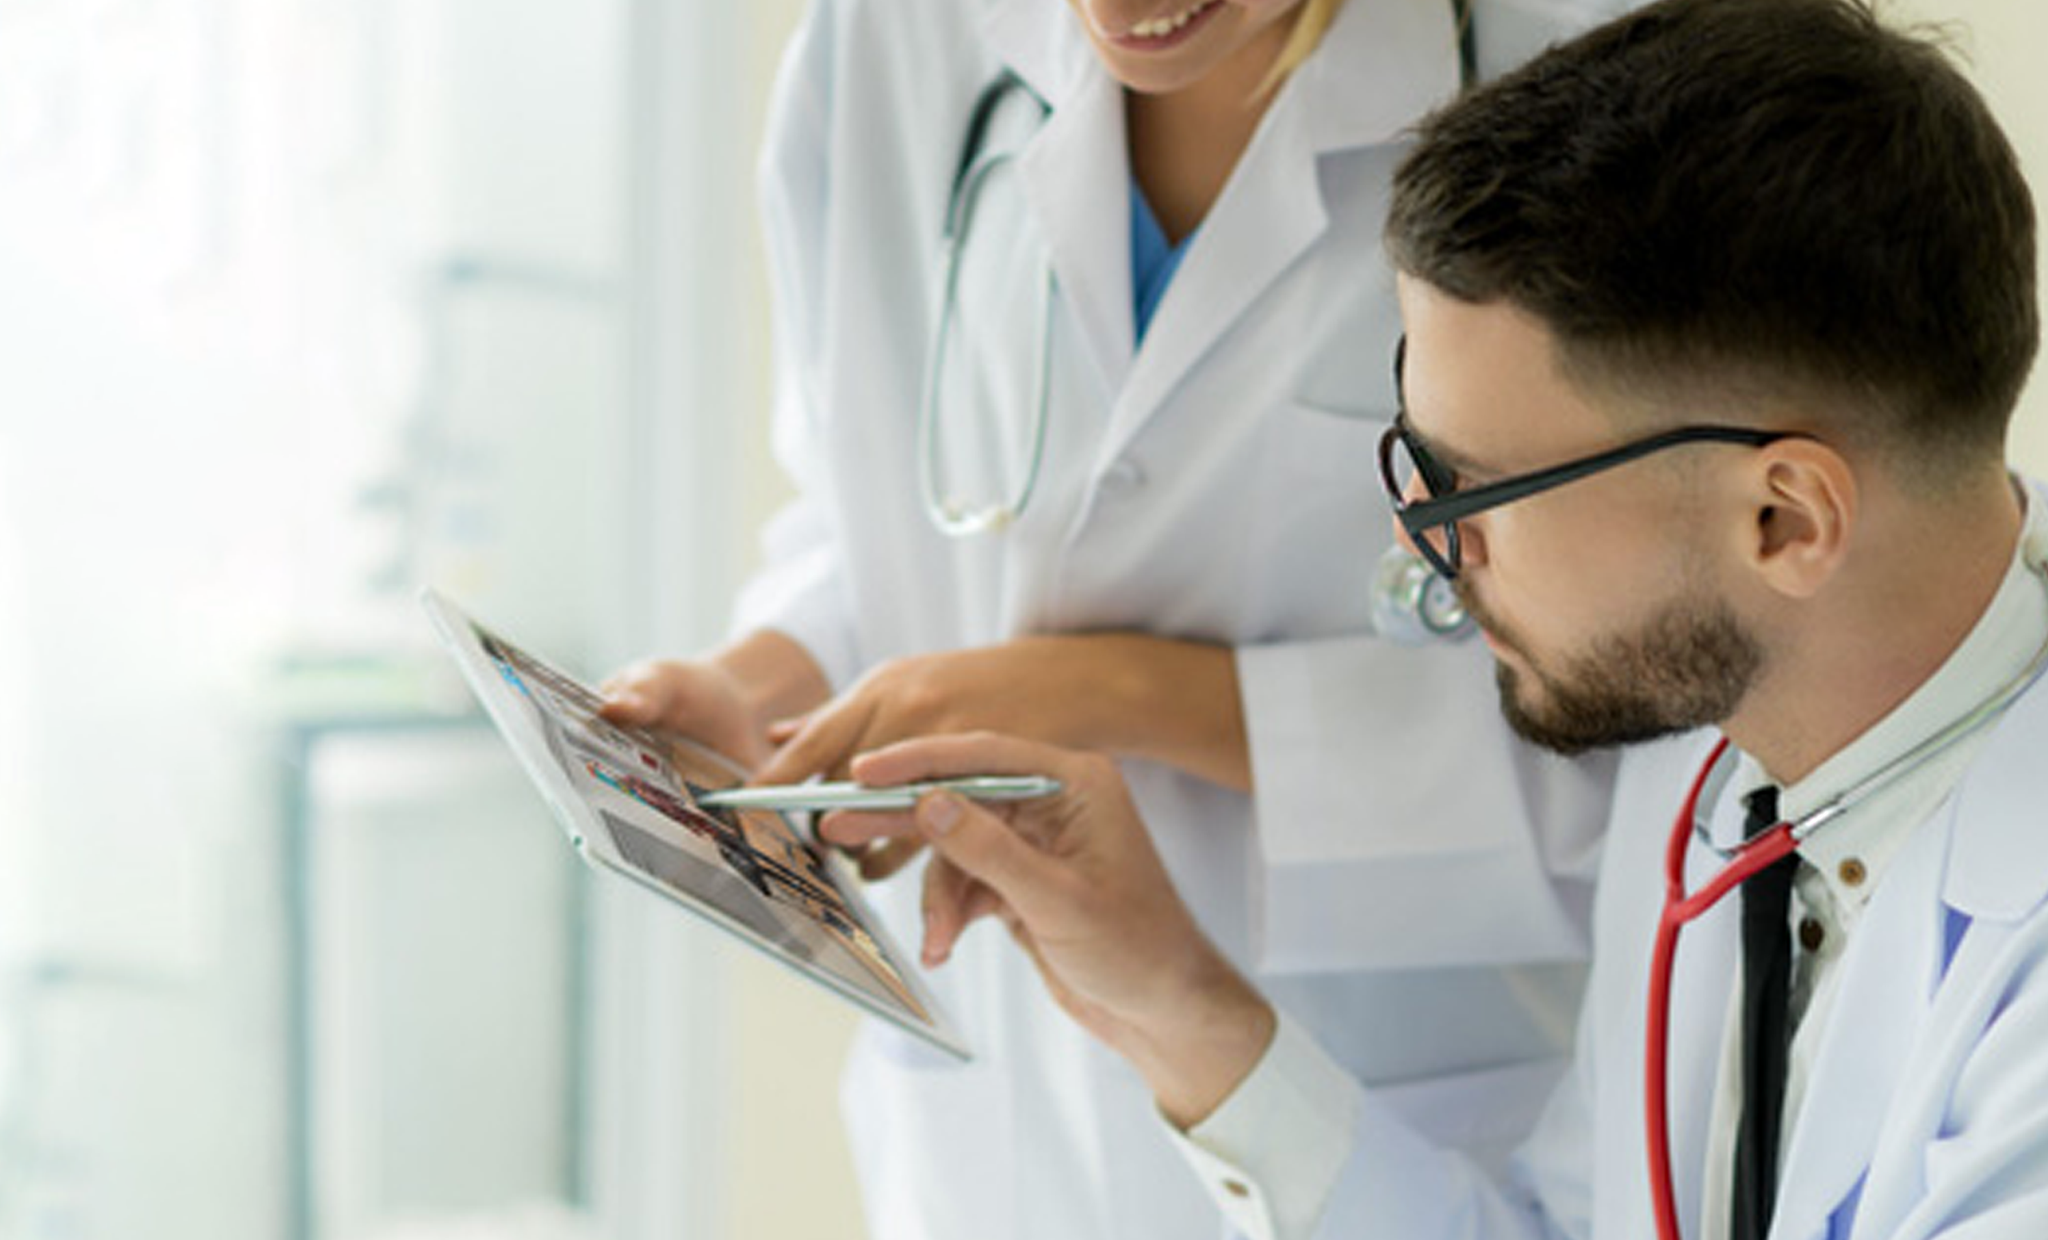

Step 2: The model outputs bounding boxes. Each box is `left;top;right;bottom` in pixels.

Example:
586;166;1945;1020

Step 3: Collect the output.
816;0;2048;1237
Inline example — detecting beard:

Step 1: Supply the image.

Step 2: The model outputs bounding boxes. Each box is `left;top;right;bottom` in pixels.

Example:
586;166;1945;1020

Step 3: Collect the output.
1465;585;1765;756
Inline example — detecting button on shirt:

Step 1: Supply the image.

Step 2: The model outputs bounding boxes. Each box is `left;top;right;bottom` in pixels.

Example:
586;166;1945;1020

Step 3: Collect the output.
1168;484;2048;1240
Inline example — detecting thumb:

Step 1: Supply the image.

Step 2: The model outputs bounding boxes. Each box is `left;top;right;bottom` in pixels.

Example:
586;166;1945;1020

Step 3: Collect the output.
914;792;1066;932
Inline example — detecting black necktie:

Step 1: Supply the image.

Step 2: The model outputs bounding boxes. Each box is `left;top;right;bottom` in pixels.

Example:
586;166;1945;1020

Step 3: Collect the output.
1733;786;1798;1240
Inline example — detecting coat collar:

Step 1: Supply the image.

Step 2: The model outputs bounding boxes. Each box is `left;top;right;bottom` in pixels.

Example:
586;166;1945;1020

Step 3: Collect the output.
1943;648;2048;922
1941;486;2048;924
1291;0;1464;150
980;0;1464;464
981;0;1092;111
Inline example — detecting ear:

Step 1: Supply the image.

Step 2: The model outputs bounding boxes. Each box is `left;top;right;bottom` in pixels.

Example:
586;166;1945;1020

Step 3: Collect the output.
1743;439;1857;600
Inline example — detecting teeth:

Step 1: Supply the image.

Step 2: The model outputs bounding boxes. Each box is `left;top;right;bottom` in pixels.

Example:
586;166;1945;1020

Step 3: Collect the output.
1130;0;1210;39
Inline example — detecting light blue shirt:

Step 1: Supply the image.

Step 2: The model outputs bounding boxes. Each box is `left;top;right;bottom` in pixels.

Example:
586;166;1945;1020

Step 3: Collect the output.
1130;175;1193;343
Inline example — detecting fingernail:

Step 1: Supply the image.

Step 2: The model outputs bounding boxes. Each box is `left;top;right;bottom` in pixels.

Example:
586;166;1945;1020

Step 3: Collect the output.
920;791;962;836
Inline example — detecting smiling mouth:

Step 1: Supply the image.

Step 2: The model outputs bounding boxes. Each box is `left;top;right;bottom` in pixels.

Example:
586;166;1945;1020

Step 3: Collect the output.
1122;0;1222;42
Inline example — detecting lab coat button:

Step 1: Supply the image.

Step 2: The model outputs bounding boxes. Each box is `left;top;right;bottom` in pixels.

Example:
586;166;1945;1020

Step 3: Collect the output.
1839;857;1867;887
1799;917;1826;952
1222;1177;1251;1199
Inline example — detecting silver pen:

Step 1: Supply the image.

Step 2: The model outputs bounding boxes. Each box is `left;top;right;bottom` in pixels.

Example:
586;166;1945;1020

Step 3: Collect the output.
698;775;1062;813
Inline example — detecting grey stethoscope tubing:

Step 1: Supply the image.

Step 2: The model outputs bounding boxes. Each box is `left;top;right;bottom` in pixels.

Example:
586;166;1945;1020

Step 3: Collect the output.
1688;553;2048;861
919;70;1054;536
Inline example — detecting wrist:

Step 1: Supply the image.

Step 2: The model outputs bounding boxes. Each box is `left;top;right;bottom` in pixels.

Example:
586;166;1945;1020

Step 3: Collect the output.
1087;634;1249;791
713;629;831;723
1121;954;1277;1130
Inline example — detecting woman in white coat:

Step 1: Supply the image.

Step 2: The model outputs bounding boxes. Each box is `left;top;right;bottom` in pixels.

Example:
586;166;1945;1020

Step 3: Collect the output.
604;1;1628;1236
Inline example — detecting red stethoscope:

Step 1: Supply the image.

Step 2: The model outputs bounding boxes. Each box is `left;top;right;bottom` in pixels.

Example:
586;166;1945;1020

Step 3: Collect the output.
1642;590;2048;1240
1644;737;1800;1240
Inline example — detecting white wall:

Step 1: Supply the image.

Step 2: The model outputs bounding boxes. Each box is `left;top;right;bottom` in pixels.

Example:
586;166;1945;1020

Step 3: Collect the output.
0;2;633;1237
1897;0;2048;473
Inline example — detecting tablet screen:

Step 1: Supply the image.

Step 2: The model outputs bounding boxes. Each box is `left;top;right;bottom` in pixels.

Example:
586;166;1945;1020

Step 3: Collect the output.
423;589;966;1059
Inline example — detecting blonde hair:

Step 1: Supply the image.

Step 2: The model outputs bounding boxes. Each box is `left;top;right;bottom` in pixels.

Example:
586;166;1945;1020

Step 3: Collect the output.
1259;0;1349;95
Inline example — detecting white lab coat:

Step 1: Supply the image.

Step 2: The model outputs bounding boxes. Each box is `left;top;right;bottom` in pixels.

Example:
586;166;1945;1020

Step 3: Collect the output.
1307;673;2048;1239
740;1;1632;1236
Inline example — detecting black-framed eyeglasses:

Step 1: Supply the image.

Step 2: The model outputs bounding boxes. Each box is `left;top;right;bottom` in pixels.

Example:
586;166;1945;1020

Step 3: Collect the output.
1378;336;1793;580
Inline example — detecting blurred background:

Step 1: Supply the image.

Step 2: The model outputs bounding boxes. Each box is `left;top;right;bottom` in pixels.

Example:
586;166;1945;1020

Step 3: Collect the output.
0;2;2042;1239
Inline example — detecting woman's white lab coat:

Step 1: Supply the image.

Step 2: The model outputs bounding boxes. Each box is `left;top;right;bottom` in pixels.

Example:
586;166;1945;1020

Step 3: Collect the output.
1307;668;2048;1239
738;1;1632;1236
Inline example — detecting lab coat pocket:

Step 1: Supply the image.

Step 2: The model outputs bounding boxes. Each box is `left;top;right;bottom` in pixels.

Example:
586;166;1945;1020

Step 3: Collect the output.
1236;399;1395;638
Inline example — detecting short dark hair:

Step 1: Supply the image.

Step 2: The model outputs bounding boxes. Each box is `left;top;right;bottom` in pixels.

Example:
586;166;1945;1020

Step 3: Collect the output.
1386;0;2037;480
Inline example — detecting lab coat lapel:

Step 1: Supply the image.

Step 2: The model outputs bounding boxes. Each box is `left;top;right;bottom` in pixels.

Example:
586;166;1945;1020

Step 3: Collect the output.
986;0;1135;401
1768;820;1950;1240
1942;662;2048;924
1099;91;1327;464
1096;0;1462;470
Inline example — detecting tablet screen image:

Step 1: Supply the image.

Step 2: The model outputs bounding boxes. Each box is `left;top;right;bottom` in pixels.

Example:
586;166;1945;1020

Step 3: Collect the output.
421;588;967;1060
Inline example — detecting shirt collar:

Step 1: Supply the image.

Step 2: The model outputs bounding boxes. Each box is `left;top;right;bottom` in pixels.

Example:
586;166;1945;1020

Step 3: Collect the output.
980;0;1094;109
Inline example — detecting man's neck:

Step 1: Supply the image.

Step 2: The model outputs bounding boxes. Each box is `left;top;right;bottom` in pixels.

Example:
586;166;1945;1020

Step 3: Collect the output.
1727;475;2026;785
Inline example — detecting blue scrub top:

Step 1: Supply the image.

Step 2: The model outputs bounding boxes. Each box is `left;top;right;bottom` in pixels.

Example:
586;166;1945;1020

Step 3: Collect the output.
1130;176;1193;344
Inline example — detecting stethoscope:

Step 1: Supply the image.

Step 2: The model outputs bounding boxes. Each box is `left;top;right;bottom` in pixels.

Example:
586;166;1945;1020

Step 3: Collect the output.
920;13;1480;637
919;68;1053;537
1643;553;2048;1240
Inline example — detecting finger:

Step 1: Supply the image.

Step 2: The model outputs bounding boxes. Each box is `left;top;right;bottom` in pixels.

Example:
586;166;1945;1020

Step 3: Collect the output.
859;835;927;882
852;731;1081;790
597;665;648;699
815;808;916;849
596;678;657;722
596;693;650;724
753;697;872;787
598;663;680;724
921;854;979;966
765;716;804;744
913;791;1069;931
961;883;1003;926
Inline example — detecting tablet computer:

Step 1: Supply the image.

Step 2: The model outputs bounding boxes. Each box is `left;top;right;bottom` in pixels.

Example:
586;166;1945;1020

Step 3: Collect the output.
421;588;969;1060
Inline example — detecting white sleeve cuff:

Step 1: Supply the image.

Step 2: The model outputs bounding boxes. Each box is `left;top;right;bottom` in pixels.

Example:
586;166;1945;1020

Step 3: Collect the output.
1166;1013;1365;1240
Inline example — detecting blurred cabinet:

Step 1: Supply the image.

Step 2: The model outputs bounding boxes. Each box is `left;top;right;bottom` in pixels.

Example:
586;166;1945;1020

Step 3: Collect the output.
289;716;588;1240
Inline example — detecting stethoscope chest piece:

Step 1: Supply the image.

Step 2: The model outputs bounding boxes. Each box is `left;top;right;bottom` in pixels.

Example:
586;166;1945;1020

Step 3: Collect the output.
1371;544;1475;644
